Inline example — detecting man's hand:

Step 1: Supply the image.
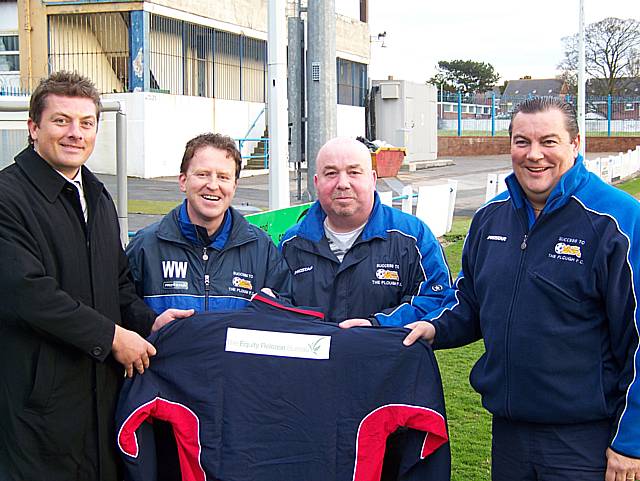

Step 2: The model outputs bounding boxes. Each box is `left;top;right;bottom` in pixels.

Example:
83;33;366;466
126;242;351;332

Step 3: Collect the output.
339;318;372;328
260;288;276;298
606;447;640;481
403;321;436;346
112;325;157;378
152;308;195;332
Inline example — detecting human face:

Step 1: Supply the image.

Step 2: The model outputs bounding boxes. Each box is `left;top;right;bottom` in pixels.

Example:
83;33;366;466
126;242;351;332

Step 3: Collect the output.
27;94;98;179
179;146;238;235
314;140;376;232
510;108;580;210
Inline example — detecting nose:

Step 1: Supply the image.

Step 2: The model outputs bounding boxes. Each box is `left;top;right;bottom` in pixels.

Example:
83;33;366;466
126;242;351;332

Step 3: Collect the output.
526;141;544;161
336;171;350;189
205;175;219;190
67;120;83;139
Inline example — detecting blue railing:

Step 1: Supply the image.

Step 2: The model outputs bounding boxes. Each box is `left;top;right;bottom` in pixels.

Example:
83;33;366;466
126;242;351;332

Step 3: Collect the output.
236;137;269;169
438;92;640;137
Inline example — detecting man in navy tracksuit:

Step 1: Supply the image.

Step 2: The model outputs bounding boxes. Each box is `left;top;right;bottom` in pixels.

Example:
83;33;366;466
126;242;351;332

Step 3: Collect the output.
405;97;640;480
126;133;291;314
280;137;452;327
126;133;291;480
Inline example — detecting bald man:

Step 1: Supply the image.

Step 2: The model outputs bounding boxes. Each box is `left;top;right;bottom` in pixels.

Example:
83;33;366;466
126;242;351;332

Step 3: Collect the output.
279;137;452;326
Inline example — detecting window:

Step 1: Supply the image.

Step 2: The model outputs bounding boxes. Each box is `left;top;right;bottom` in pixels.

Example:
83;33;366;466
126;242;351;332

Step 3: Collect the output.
624;103;634;112
444;104;453;112
337;58;367;107
0;34;19;72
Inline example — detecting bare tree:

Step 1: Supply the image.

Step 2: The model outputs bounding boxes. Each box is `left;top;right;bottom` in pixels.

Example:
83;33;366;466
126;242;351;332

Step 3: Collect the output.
559;17;640;95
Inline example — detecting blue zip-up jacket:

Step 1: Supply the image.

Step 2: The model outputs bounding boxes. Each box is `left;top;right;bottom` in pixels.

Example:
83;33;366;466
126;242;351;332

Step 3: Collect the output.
126;202;292;314
280;193;452;325
431;155;640;458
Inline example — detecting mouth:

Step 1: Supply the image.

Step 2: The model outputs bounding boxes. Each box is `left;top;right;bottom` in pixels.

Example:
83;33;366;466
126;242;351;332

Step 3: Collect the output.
60;143;84;151
526;166;551;173
202;194;221;202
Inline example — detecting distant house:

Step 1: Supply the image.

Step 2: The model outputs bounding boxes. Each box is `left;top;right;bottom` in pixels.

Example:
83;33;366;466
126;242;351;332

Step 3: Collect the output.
502;78;569;98
586;78;640;120
586;77;640;97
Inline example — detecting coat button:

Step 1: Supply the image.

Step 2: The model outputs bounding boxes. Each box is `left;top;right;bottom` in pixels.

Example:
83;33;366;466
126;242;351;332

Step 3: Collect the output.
92;346;103;357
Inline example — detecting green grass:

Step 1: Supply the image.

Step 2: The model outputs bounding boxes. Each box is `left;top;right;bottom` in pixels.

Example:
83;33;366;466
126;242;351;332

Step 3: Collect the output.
440;217;491;481
616;177;640;198
128;199;180;215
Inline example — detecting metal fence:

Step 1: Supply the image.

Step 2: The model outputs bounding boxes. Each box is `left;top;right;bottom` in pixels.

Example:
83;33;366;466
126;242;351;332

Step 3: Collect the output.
438;92;640;137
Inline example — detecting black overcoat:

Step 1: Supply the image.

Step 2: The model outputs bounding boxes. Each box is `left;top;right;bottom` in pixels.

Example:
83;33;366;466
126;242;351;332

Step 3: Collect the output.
0;147;156;481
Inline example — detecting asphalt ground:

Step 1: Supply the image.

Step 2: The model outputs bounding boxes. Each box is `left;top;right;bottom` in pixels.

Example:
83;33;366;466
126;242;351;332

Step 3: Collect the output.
97;152;618;233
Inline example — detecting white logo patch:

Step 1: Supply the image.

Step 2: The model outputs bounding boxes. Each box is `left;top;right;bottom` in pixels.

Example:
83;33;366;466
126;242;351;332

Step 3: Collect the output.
225;328;331;360
162;260;188;279
486;235;507;242
294;266;314;275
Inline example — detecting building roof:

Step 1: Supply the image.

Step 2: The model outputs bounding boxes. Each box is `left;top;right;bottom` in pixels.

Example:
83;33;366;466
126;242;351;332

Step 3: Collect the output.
586;77;640;96
502;78;567;98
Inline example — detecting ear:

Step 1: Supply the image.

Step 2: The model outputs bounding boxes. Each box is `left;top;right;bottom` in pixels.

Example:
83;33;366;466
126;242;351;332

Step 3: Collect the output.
313;173;318;189
27;118;38;142
571;133;581;158
178;173;187;193
371;169;377;184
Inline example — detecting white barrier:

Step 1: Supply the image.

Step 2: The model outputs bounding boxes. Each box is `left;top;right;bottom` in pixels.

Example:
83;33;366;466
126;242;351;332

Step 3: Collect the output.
379;190;393;207
487;145;640;202
415;182;458;237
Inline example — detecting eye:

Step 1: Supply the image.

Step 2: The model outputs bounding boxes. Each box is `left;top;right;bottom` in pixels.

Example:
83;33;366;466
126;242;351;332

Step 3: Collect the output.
324;171;337;178
543;139;558;146
81;120;96;128
53;118;67;125
513;139;529;147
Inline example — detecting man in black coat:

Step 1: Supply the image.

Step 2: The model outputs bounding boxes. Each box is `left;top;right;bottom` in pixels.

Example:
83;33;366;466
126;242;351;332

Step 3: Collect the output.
0;71;192;481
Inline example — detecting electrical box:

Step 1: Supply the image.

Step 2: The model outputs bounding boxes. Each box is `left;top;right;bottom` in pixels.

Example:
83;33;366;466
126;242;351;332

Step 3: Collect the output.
371;79;438;163
380;83;400;99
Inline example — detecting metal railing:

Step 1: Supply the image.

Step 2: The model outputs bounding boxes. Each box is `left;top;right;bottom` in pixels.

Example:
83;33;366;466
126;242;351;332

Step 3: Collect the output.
236;137;269;169
438;92;640;137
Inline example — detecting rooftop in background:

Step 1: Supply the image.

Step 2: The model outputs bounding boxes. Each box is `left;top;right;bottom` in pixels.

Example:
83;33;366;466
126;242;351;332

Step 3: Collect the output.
502;78;569;98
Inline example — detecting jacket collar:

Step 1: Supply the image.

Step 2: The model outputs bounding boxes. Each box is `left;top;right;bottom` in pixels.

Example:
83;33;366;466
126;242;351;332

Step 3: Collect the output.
157;202;256;250
296;192;385;242
506;153;589;214
14;146;104;205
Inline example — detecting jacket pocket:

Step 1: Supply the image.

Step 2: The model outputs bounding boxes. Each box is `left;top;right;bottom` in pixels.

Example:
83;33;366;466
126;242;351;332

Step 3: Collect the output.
529;270;583;303
24;343;56;411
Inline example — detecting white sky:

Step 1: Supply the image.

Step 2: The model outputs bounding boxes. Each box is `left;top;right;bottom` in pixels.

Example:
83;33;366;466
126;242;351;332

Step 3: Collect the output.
367;0;639;83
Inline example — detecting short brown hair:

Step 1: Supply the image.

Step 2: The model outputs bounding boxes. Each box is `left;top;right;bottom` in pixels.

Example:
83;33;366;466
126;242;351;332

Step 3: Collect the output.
180;133;242;180
509;96;579;140
29;71;102;145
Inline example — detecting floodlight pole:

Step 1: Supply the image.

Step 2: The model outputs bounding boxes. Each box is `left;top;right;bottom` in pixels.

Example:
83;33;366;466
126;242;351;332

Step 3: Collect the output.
578;0;586;158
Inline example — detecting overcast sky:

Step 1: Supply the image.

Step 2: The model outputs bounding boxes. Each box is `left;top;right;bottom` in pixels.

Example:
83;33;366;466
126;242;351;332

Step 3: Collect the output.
367;0;638;83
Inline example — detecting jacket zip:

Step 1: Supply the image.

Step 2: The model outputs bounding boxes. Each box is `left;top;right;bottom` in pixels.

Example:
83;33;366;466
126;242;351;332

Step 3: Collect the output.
203;247;210;311
503;227;529;418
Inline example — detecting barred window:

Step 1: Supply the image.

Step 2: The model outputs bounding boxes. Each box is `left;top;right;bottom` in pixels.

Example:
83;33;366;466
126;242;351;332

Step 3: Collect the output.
337;58;367;107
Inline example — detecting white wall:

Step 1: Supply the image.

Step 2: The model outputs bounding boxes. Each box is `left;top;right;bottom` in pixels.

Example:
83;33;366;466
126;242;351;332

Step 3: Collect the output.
89;92;271;178
337;105;365;138
214;98;266;163
0;2;18;31
335;0;361;21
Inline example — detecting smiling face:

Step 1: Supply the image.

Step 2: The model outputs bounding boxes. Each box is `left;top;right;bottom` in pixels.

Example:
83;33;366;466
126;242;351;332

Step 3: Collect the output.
510;108;580;210
314;138;377;232
27;94;98;179
178;146;238;235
